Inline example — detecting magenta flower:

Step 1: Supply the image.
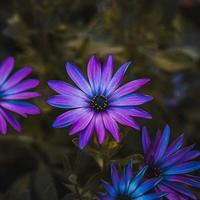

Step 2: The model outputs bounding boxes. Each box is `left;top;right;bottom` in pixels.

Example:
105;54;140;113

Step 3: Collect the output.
0;57;40;134
142;125;200;199
47;55;153;148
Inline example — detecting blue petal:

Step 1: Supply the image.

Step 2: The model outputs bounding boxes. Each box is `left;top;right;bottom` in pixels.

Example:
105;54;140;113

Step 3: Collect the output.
132;177;162;197
111;163;120;191
134;192;167;200
154;125;170;163
101;180;117;197
128;166;148;194
164;161;200;175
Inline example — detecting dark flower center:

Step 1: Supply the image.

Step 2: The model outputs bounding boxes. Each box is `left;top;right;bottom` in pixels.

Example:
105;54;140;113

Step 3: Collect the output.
90;95;108;112
116;195;132;200
146;165;162;178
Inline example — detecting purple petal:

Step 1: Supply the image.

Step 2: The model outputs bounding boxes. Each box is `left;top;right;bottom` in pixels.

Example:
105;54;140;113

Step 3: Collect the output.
163;181;197;200
95;114;106;144
146;129;162;163
0;57;14;85
163;133;184;160
111;164;120;191
166;175;200;188
0;108;21;132
102;113;120;142
110;94;153;106
101;54;114;93
0;112;7;134
182;150;200;162
108;109;140;130
154;125;170;163
0;101;40;117
2;92;40;100
53;108;88;128
47;94;88;109
111;78;150;99
69;110;94;135
164;161;200;175
1;67;32;91
106;61;131;96
87;55;101;93
79;117;95;149
66;62;92;96
142;126;151;154
3;79;39;95
160;145;194;169
48;80;87;99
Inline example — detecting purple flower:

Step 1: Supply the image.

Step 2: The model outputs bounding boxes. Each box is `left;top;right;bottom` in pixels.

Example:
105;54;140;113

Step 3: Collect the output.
47;55;153;149
142;125;200;199
0;57;40;134
99;161;166;200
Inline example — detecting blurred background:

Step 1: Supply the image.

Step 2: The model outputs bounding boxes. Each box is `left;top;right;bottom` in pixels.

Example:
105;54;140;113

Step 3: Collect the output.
0;0;199;199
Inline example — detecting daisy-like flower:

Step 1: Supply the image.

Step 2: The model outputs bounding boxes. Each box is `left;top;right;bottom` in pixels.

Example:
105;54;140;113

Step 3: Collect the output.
47;55;153;148
142;125;200;199
99;161;166;200
0;57;40;134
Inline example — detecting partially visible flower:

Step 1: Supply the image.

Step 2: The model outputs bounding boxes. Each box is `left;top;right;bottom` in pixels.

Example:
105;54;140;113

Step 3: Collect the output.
47;55;153;149
142;125;200;199
0;57;40;134
99;161;166;200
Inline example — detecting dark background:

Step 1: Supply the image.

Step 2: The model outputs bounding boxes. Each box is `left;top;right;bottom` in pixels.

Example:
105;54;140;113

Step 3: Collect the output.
0;0;199;199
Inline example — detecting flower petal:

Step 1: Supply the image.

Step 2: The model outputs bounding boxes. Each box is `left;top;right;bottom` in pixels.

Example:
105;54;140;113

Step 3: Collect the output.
110;164;120;191
69;110;94;135
160;145;194;169
0;108;21;132
1;67;32;91
79;117;95;149
108;109;140;130
164;161;200;175
101;180;117;197
163;181;197;200
110;94;153;106
53;108;88;128
111;78;150;99
101;54;114;93
87;55;101;93
166;175;200;188
128;166;148;194
0;101;40;117
48;80;87;99
163;133;184;160
142;126;151;155
2;79;39;95
134;192;167;200
132;177;162;197
2;92;41;100
154;125;170;163
47;94;88;109
0;57;14;85
66;62;92;96
106;61;131;96
0;112;7;134
95;114;106;144
102;113;120;142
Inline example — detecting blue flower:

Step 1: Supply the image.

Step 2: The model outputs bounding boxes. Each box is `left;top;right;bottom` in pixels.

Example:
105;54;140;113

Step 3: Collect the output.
100;161;166;200
142;125;200;199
